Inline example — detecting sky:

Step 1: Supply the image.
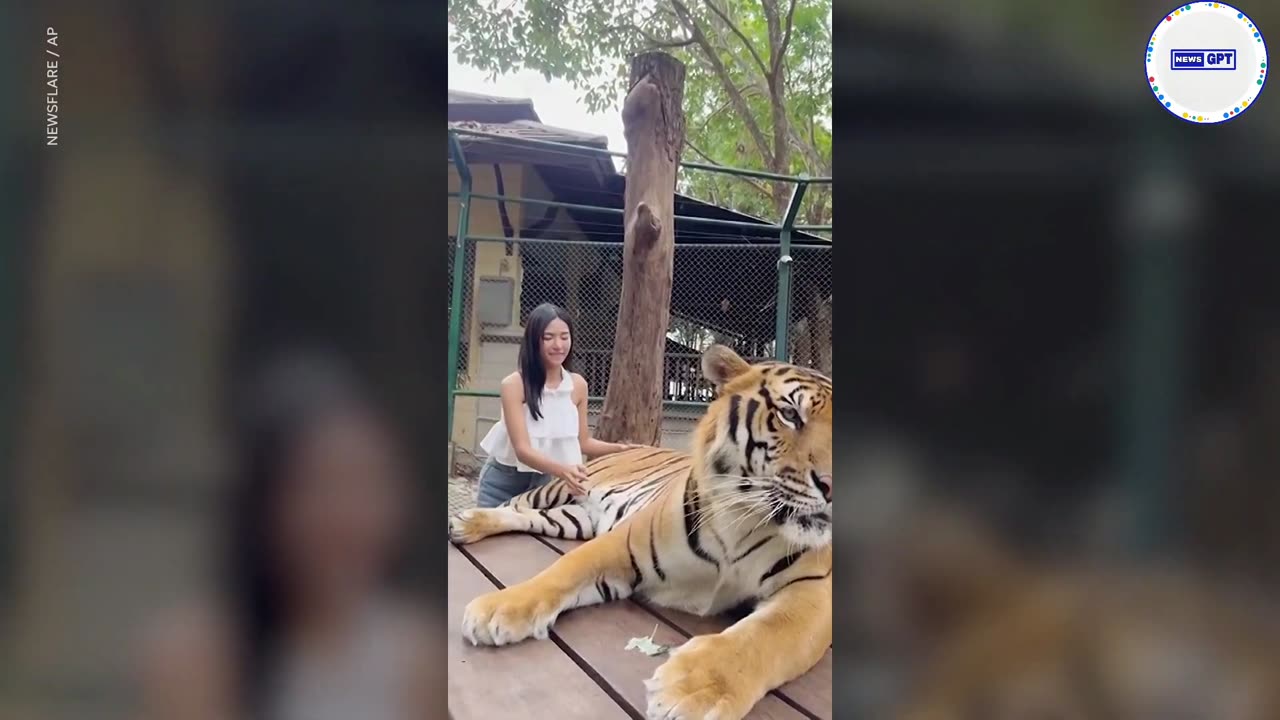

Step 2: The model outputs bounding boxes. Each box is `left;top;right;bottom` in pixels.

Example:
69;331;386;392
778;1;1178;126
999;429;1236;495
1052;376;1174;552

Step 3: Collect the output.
447;41;628;157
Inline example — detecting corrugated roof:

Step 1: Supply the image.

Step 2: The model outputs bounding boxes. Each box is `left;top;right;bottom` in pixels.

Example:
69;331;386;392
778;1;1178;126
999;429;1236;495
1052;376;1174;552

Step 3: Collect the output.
448;89;534;105
449;119;616;177
448;89;540;123
450;119;608;148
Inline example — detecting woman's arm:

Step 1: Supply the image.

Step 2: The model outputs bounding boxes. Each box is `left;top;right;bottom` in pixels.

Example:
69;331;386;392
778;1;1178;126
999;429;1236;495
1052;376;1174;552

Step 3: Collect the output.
573;374;635;459
500;375;585;487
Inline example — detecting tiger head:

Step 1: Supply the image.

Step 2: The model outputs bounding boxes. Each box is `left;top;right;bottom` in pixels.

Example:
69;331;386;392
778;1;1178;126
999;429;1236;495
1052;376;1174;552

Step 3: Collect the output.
695;345;833;549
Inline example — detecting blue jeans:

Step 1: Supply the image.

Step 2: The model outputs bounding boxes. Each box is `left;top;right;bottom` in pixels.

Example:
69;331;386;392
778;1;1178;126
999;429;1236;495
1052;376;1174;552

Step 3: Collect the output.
475;459;551;508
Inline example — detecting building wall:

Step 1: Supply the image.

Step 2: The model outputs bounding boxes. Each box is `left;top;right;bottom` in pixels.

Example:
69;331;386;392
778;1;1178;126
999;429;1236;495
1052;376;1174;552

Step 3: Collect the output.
448;162;528;450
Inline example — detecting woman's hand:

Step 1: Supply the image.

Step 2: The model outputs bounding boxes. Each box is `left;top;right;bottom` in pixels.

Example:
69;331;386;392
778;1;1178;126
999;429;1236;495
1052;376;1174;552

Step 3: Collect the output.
615;442;644;453
557;463;590;495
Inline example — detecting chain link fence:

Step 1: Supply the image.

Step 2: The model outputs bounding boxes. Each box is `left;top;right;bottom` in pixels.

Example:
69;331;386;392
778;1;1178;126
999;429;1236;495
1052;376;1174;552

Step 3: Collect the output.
788;245;834;375
447;235;831;403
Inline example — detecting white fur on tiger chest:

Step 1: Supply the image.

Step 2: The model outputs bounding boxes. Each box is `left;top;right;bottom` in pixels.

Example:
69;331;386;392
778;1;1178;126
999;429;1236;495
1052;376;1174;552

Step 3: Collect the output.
584;481;790;616
640;527;785;617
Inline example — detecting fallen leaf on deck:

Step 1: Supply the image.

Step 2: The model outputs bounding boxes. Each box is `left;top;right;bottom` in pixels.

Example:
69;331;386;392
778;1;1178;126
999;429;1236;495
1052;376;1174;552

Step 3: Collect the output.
624;624;670;656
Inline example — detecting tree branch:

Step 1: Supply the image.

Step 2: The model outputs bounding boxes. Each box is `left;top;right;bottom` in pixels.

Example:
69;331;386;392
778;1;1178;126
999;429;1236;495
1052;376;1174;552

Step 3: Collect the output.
787;122;827;173
683;138;721;164
604;23;695;49
702;0;771;80
756;0;791;208
644;33;697;48
759;0;782;87
776;0;800;76
670;0;774;167
803;182;830;226
700;16;772;98
703;97;733;125
683;139;774;200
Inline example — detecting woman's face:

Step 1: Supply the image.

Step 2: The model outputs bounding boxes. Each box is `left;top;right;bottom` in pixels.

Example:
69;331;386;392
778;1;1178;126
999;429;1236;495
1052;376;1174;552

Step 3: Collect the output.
273;410;408;605
540;317;571;368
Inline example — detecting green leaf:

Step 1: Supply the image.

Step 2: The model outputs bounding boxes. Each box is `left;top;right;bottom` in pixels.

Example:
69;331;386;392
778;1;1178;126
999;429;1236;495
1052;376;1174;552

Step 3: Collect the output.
624;625;672;656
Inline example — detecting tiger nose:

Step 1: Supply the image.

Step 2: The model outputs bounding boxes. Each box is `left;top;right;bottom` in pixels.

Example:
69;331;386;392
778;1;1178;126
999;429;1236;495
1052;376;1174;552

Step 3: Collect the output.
814;473;832;502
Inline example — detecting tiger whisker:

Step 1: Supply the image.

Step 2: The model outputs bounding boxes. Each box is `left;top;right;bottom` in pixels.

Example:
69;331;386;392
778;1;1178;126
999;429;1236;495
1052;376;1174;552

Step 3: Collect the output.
716;495;783;535
726;499;776;533
691;492;772;533
691;498;770;534
716;493;774;523
749;497;787;534
698;481;772;514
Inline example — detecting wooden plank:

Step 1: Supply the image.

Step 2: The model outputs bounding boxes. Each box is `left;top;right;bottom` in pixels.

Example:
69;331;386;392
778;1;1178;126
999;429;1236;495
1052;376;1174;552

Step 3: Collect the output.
541;535;832;719
447;544;630;720
470;535;808;719
542;536;584;555
778;650;832;718
464;536;684;715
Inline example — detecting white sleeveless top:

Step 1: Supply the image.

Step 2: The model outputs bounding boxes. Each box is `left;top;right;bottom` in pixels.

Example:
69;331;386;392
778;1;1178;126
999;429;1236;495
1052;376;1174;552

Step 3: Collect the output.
480;372;583;471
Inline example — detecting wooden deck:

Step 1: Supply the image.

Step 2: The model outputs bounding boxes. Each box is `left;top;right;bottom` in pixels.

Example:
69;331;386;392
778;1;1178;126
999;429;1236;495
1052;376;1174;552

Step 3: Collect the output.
449;534;832;719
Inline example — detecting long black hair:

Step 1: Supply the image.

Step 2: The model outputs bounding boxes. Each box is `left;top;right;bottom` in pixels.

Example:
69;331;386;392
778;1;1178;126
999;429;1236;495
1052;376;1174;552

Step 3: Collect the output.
223;353;374;717
518;303;575;421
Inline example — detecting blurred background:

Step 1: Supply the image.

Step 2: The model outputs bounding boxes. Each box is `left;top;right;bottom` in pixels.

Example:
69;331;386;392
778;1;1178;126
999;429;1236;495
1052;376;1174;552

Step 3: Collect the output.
841;0;1280;551
837;0;1280;716
1;1;447;718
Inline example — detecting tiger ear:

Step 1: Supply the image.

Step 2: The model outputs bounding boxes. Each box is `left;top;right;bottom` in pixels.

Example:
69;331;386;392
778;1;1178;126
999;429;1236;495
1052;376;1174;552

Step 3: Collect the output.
701;344;751;391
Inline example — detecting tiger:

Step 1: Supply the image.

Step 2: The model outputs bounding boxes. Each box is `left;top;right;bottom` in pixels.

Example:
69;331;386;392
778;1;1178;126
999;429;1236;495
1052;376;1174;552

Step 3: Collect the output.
448;344;832;720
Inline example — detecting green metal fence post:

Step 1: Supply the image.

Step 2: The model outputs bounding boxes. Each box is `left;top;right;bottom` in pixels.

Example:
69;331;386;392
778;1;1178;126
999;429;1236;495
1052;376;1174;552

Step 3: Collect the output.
447;131;472;474
774;179;809;360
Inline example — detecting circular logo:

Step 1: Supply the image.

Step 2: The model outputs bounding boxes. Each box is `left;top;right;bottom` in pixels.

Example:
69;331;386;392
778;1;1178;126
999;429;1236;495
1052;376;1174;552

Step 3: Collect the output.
1146;3;1267;123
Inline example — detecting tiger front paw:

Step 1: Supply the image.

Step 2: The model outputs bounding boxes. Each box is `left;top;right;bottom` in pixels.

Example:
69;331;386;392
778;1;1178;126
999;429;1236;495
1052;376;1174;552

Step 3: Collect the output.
645;634;760;720
461;585;562;646
449;508;503;545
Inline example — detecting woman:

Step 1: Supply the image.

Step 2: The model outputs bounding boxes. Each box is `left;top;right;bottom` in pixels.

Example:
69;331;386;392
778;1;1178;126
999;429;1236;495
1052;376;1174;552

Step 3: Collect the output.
476;302;637;508
139;355;435;720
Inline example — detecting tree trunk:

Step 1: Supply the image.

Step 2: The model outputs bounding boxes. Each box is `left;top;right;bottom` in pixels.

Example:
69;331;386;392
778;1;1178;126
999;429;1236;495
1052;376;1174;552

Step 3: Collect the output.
595;52;686;445
815;292;833;375
792;315;813;367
